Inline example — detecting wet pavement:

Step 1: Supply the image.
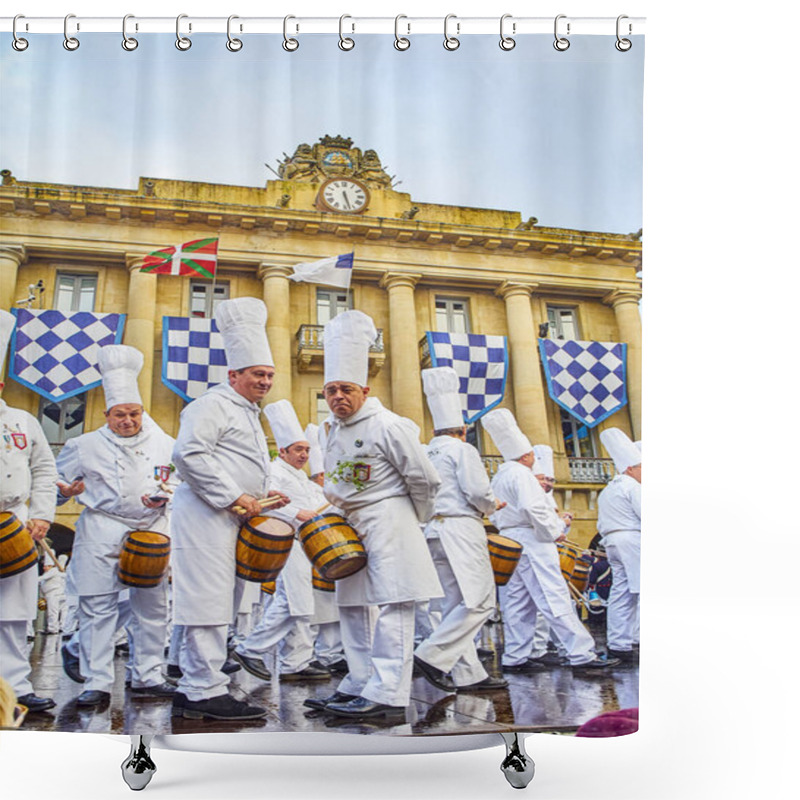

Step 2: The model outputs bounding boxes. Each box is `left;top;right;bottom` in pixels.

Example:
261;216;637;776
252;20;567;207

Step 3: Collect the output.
14;622;638;736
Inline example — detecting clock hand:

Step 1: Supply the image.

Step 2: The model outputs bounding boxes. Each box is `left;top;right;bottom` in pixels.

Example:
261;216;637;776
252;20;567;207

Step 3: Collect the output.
342;191;351;210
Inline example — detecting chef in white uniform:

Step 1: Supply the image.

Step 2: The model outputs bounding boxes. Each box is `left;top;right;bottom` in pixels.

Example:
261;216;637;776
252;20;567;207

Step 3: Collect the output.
483;409;617;674
312;310;443;720
597;428;641;662
305;422;346;673
38;555;67;634
529;444;572;666
231;400;329;682
170;297;289;722
413;367;507;693
55;345;177;707
0;310;58;713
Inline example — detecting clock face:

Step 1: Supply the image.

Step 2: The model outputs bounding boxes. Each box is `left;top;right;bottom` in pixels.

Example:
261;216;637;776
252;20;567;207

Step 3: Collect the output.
318;178;369;214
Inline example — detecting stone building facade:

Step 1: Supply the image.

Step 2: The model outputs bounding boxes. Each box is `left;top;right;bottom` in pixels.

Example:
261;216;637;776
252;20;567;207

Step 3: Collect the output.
0;136;642;544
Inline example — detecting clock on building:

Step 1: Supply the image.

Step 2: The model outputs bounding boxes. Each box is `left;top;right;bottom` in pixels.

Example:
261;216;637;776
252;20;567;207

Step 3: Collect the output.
316;177;370;214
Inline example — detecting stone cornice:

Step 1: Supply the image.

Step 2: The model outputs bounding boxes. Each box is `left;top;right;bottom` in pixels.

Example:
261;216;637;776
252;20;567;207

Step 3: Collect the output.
495;281;538;301
257;263;294;281
0;244;27;266
603;288;643;308
0;181;642;267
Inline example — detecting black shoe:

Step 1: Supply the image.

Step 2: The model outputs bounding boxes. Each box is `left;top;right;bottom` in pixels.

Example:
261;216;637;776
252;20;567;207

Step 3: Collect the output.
166;664;183;680
502;659;548;674
61;646;85;684
280;665;331;682
571;655;622;673
16;693;56;713
456;676;509;693
114;643;129;656
528;652;567;667
413;655;455;692
327;659;349;675
325;696;406;720
476;647;494;660
174;693;267;721
230;651;271;681
303;691;358;711
129;681;177;698
76;690;111;707
607;648;637;663
222;655;243;675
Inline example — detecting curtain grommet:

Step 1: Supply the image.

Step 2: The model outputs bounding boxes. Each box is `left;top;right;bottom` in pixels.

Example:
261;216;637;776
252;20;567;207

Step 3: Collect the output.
121;14;138;51
63;14;80;51
443;14;460;51
283;15;299;52
499;14;516;51
615;15;632;51
12;15;29;51
553;14;570;51
338;15;355;51
175;14;192;51
226;15;243;52
394;15;410;51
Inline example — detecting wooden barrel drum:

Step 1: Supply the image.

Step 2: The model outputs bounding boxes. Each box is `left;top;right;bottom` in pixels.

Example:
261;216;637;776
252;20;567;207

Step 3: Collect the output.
557;542;581;581
570;554;593;594
0;511;39;579
236;515;295;583
311;566;336;592
486;533;523;586
261;580;277;595
118;531;171;588
298;513;366;581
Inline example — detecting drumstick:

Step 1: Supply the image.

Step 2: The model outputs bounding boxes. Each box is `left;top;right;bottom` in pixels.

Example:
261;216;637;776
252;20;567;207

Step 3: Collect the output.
313;502;331;515
38;539;65;572
158;482;174;495
231;495;286;515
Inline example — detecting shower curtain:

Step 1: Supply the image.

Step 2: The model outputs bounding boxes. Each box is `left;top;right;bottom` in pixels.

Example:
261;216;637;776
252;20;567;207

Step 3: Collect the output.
0;21;644;740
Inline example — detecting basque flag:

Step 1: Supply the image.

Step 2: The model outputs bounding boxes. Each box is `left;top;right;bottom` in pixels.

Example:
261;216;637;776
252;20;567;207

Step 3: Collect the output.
288;252;354;289
141;238;219;278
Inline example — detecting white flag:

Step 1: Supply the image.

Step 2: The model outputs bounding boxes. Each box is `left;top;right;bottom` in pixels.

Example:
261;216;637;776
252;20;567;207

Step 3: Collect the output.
288;253;354;289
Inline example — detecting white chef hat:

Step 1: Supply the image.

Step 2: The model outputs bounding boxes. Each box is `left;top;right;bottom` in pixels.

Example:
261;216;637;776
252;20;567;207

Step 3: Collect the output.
600;427;642;472
533;444;555;478
0;309;14;378
482;408;533;462
214;297;273;371
422;366;464;430
97;345;143;410
264;399;307;450
304;422;325;476
323;310;377;387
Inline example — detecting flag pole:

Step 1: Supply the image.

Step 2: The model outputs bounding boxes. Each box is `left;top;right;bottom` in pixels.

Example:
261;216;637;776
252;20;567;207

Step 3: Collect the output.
210;235;220;312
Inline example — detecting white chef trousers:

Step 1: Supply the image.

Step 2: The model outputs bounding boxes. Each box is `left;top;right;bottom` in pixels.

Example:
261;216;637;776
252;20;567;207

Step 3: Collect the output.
77;582;168;692
338;601;415;707
312;621;344;666
0;621;34;696
62;595;79;636
603;531;641;651
237;581;315;675
43;588;66;633
414;538;492;687
178;625;230;702
500;555;595;666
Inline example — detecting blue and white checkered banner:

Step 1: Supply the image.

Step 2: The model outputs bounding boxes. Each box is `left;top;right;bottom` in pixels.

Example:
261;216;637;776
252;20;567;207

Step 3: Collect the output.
9;309;125;403
162;316;228;403
426;332;508;424
538;339;628;428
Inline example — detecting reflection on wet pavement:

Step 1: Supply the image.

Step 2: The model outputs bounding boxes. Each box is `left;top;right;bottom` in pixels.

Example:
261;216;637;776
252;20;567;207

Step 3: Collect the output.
12;623;638;736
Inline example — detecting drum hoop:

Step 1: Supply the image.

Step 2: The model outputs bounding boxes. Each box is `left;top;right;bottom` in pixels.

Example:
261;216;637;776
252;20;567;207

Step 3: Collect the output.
121;549;169;558
300;519;355;543
489;550;520;563
247;516;294;536
0;558;38;578
237;537;294;556
125;534;170;548
118;568;164;581
0;514;21;532
235;559;281;578
307;539;364;561
0;524;28;543
488;541;522;555
1;547;38;568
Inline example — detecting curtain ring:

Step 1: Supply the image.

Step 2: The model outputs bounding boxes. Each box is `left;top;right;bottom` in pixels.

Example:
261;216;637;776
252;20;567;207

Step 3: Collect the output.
226;15;243;51
339;15;355;51
63;14;80;51
394;15;410;51
443;14;460;51
176;14;192;51
122;15;138;51
12;15;29;51
615;15;632;51
553;14;570;51
499;14;516;51
283;15;299;51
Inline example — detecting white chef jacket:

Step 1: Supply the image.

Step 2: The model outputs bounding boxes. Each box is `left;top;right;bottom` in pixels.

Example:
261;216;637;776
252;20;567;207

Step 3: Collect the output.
424;435;496;610
0;400;57;621
490;460;572;618
597;474;641;535
170;382;272;626
265;456;323;618
56;414;176;596
322;397;443;607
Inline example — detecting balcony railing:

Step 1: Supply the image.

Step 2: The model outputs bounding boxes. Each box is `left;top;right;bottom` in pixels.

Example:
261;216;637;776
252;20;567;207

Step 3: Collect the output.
568;457;614;483
296;324;385;375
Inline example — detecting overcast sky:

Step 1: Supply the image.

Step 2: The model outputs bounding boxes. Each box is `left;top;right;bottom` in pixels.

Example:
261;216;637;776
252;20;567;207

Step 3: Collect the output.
1;32;643;234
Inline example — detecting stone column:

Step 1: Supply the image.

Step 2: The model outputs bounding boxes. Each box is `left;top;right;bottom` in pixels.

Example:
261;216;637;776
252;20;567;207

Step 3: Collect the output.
123;256;157;409
496;281;551;446
259;264;294;404
0;245;27;313
380;272;424;428
604;289;643;440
